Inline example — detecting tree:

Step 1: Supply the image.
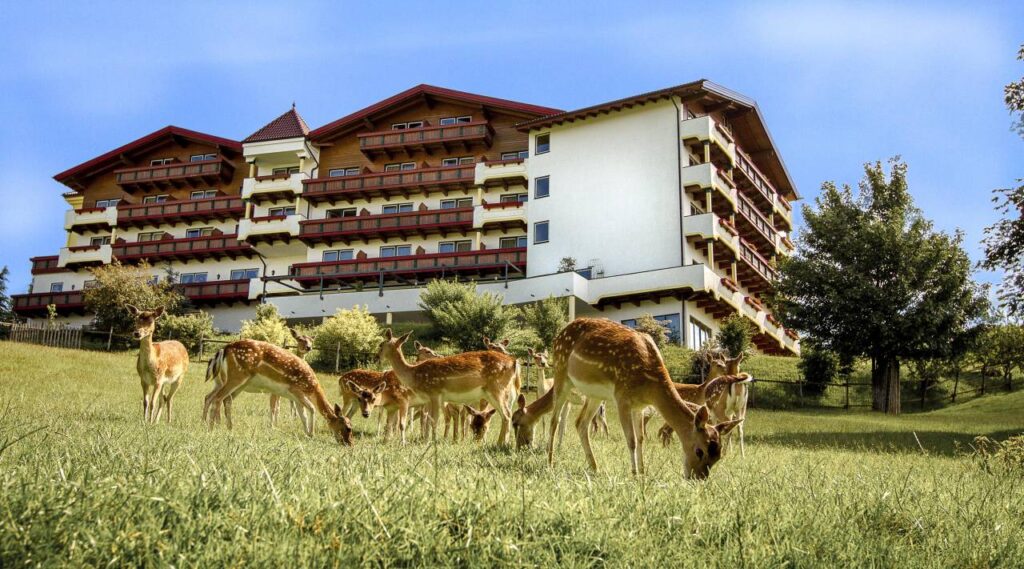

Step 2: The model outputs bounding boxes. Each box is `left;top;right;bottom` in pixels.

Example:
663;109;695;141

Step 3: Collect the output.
715;313;754;360
310;306;382;370
84;261;187;341
0;266;13;321
975;322;1024;391
239;303;291;346
635;314;669;348
418;280;519;352
982;44;1024;316
520;295;568;348
770;158;989;414
798;343;839;397
557;257;577;273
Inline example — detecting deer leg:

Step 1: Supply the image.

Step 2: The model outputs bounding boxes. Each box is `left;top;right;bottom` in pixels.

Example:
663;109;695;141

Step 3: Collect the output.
161;379;181;424
547;376;571;467
557;402;570;450
141;383;151;423
483;389;512;446
269;395;281;427
737;419;746;458
576;399;604;471
426;397;441;442
633;410;646;475
616;399;640;476
150;382;166;424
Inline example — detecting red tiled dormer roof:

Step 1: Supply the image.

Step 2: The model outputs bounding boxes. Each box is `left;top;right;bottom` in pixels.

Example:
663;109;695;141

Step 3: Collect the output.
308;84;562;142
244;105;310;143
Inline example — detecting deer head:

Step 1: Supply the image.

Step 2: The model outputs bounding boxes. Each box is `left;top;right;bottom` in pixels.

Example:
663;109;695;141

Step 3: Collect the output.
290;328;314;358
466;405;497;441
527;348;550;368
127;305;165;340
684;406;742;479
482;336;511;354
511;393;536;449
414;340;440;361
347;380;387;418
329;403;354;446
378;329;412;362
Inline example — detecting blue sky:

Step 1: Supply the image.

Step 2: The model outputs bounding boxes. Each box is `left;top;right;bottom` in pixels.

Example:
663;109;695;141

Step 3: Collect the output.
0;1;1021;296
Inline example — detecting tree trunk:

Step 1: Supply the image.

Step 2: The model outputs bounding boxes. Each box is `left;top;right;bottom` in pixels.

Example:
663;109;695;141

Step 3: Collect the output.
872;357;901;415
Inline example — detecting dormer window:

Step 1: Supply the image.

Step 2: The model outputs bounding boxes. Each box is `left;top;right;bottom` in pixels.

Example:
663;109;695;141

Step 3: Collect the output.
190;153;216;162
391;121;424;130
150;158;173;166
439;116;472;125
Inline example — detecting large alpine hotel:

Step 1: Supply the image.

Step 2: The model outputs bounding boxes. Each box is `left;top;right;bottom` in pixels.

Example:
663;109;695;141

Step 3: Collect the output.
13;80;800;355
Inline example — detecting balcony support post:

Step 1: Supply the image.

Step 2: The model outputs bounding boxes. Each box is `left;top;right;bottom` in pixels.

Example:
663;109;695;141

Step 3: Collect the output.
705;188;712;213
731;260;738;282
703;141;710;164
707;239;715;268
248;161;256;178
378;270;386;297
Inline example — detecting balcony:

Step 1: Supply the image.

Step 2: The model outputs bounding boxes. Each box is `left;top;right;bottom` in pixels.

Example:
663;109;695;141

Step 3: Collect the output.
357;121;494;158
680;116;736;165
775;195;793;230
682;212;739;256
299;207;474;246
114;157;235;192
736;193;777;253
475;158;527;188
473;202;527;231
180;279;252;305
30;256;66;275
64;206;117;234
681;162;737;208
738;239;776;293
12;290;86;316
303;165;476;205
112;234;254;263
238;214;303;243
116;196;244;229
290;247;527;288
779;234;795;256
241;172;307;205
58;244;112;268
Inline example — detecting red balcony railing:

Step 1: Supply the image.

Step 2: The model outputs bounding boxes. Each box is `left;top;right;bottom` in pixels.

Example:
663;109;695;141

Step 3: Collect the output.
114;157;235;191
739;239;776;287
299;207;474;245
12;290;86;315
113;234;254;262
303;165;475;204
180;279;250;304
290;247;527;287
116;195;244;228
358;121;494;156
30;256;65;275
482;201;524;210
735;149;778;209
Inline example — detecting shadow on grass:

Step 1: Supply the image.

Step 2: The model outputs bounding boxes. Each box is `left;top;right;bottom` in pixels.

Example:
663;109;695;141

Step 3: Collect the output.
750;429;1023;457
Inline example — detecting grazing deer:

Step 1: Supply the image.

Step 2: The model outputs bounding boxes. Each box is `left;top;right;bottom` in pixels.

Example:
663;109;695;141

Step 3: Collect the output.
204;339;353;445
379;329;519;444
128;305;189;424
546;318;741;478
518;348;608;448
708;353;749;456
270;328;315;426
465;405;497;441
657;374;754;450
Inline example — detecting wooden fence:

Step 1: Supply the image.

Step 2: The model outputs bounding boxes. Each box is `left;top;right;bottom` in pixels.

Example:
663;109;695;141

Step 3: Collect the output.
4;321;85;349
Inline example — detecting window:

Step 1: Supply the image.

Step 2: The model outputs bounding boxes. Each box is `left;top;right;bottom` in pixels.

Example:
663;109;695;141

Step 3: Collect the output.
535;133;550;154
576;267;593;279
150;158;172;166
501;150;529;160
391;121;424;130
689;200;705;216
326;208;357;219
621;319;637;328
688;318;712;350
191;190;217;200
142;195;169;204
440;198;472;209
439;116;472;126
534;221;549;244
500;193;528;203
438;240;472;253
50;282;63;293
230;268;260;280
441;156;474;167
138;231;163;242
321;250;354;263
83;280;97;289
267;206;296;217
534;176;550;199
272;166;300;175
381;203;413;214
655;314;682;344
90;236;111;246
499;236;527;249
379;245;412;257
185;227;214;238
190;153;217;162
95;199;120;208
179;272;208;284
329;167;361;177
384;162;416;172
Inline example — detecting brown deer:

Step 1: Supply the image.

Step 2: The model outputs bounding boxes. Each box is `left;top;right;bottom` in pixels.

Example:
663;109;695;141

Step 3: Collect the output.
482;336;511;354
546;318;741;478
203;339;353;445
270;328;315;426
657;373;754;451
379;329;519;444
128;305;189;424
345;370;427;443
465;405;497;441
339;369;389;418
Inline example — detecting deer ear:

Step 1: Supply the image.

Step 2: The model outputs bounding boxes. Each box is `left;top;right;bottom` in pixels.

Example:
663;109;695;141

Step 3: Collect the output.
415;341;423;349
372;381;387;394
482;336;491;344
517;393;527;410
501;339;510;347
715;419;743;436
345;380;359;393
527;348;535;356
290;328;300;339
465;405;479;416
334;403;342;416
694;406;710;430
153;306;165;318
397;331;412;345
484;408;497;419
126;304;140;316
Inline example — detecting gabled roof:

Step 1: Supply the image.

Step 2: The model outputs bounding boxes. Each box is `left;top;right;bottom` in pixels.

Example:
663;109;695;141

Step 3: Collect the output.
516;80;799;200
244;105;310;143
308;84;562;142
54;126;242;190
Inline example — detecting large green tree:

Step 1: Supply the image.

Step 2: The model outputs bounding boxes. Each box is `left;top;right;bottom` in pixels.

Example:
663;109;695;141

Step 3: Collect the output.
982;44;1024;315
770;158;988;414
0;266;12;321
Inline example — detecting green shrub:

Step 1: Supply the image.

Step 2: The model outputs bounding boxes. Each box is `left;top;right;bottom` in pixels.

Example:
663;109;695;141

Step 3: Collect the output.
84;260;187;346
520;296;568;348
798;344;839;397
716;313;754;359
418;280;518;352
156;311;215;354
239;304;290;346
635;314;669;348
310;306;383;369
661;344;696;381
504;326;543;358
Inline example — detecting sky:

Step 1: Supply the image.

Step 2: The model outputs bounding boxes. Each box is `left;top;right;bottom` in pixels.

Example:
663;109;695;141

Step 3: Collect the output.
0;0;1021;297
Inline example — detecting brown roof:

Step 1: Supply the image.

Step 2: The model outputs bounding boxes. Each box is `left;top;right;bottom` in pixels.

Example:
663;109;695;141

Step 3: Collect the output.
244;105;310;143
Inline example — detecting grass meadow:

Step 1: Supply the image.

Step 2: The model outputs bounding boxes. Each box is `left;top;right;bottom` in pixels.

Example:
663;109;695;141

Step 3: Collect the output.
1;342;1022;567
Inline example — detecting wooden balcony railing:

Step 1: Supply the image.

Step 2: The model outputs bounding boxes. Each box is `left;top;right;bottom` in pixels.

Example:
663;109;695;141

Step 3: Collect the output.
737;193;776;247
290;247;527;285
12;290;86;314
114;157;235;190
482;201;524;210
740;240;776;283
116;195;243;228
180;279;250;303
30;256;64;274
299;207;474;245
735;149;778;207
358;121;494;154
303;165;475;203
482;158;525;166
113;234;254;262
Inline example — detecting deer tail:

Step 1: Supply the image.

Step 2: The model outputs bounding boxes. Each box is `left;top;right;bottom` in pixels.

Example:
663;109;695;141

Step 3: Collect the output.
206;348;225;383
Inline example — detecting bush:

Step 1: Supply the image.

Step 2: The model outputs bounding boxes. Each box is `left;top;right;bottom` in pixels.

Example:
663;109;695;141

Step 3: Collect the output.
520;296;568;348
661;344;696;381
973;435;1024;475
798;344;839;397
239;304;290;347
310;306;383;370
156;312;215;354
418;280;519;352
635;314;669;348
503;326;543;359
690;340;721;381
84;261;187;346
716;313;754;359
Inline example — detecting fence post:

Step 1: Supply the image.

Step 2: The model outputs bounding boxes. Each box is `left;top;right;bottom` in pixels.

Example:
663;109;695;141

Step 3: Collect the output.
981;372;986;396
107;328;114;351
199;335;205;360
335;343;341;373
845;377;850;410
920;379;927;410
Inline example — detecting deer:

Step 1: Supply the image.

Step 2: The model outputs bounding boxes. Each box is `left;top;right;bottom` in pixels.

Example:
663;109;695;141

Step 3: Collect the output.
483;336;511;354
545;318;742;478
203;339;353;445
269;328;314;426
128;305;189;424
656;372;754;452
379;329;519;444
344;370;428;444
516;348;609;449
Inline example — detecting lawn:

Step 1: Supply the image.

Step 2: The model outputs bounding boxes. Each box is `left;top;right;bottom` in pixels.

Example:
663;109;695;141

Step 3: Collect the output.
0;342;1022;567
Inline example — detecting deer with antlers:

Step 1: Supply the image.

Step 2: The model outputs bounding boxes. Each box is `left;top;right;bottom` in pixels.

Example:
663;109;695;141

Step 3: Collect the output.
545;318;742;478
379;329;519;444
128;305;189;424
203;339;353;445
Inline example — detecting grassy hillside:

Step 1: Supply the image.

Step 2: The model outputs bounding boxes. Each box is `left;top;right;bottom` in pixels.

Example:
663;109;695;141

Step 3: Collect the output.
0;342;1022;566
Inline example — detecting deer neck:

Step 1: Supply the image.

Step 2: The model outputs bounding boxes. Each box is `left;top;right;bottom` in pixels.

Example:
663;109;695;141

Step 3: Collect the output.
384;349;420;388
309;384;337;420
652;381;699;438
523;387;555;426
137;334;157;372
